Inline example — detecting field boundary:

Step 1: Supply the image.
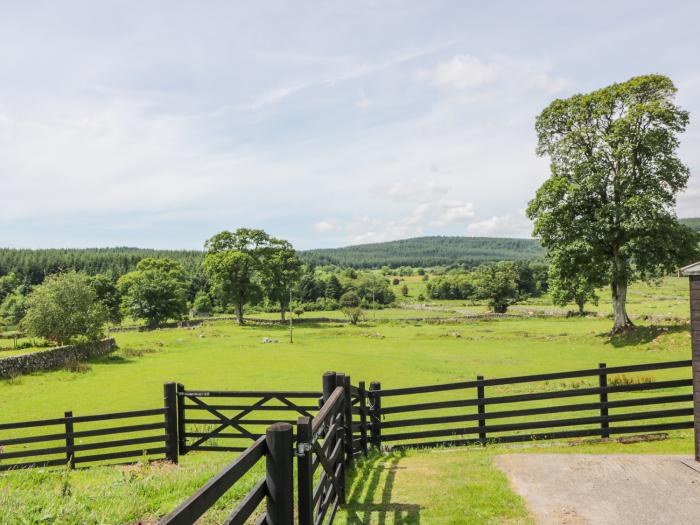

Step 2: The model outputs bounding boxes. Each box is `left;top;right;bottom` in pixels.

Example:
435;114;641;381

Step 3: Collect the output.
0;338;116;379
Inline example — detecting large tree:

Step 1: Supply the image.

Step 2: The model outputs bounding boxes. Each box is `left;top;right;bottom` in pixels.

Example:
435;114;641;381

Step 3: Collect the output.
117;258;188;328
527;74;699;334
260;241;303;322
203;229;277;324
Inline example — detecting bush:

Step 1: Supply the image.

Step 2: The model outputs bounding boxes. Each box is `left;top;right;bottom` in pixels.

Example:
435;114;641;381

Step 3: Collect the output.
22;271;108;345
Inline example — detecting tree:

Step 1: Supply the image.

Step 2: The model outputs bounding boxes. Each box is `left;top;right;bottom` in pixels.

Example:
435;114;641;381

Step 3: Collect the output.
117;258;188;328
548;262;598;315
0;291;28;327
339;291;364;325
259;239;303;321
325;275;343;300
90;274;122;325
22;271;108;345
401;284;409;297
0;273;20;303
473;262;519;313
203;229;272;325
192;291;213;317
527;75;699;334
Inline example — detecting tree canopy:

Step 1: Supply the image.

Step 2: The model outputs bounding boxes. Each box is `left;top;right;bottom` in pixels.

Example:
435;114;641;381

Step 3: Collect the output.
527;74;699;333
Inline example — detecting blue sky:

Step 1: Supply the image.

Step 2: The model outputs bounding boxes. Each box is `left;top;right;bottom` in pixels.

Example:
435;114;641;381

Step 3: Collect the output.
1;1;698;249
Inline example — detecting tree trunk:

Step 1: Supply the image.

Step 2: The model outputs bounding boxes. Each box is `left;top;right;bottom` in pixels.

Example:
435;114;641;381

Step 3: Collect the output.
577;298;585;315
610;280;633;334
235;302;244;325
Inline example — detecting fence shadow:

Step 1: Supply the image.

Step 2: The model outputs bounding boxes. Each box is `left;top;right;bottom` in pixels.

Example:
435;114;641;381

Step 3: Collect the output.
342;452;422;525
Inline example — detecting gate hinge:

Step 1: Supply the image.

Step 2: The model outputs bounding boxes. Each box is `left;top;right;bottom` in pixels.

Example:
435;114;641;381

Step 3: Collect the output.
296;442;313;457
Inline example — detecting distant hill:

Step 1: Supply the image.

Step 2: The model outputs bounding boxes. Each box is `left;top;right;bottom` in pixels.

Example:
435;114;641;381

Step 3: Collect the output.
299;236;545;269
680;217;700;232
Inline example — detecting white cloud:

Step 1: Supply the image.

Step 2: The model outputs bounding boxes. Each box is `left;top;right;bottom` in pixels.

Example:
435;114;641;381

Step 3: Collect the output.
313;219;337;232
417;55;501;90
417;54;572;95
466;210;533;237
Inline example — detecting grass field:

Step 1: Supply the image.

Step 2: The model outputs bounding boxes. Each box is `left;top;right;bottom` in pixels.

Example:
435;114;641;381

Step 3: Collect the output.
0;276;695;524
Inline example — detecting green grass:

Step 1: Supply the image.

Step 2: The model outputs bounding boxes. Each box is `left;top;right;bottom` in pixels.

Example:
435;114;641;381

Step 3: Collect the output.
0;284;695;524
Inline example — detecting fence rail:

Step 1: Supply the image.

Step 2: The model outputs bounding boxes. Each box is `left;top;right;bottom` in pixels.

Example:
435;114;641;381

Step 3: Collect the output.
369;360;693;450
0;395;175;471
1;360;696;525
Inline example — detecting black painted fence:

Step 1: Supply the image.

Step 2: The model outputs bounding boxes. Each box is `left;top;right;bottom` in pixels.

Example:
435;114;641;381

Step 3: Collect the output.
369;360;693;450
0;383;177;471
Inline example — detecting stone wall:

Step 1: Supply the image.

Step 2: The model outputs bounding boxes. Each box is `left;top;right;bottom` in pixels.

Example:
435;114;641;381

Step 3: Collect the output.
0;338;116;379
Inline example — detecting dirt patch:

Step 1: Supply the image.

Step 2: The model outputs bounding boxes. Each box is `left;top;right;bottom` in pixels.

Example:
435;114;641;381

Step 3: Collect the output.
495;454;700;525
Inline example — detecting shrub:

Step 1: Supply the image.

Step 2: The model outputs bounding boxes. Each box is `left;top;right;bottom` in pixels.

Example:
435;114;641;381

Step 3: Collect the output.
22;271;108;345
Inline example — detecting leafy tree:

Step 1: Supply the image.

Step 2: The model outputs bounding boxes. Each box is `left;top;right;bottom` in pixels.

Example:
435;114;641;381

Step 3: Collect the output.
292;305;305;319
527;74;699;333
117;258;188;328
0;291;28;327
22;271;108;345
90;274;122;324
548;264;599;315
340;291;364;324
392;278;400;286
325;275;343;300
473;262;519;313
401;284;409;297
192;291;213;317
203;229;277;324
259;239;303;321
0;272;20;303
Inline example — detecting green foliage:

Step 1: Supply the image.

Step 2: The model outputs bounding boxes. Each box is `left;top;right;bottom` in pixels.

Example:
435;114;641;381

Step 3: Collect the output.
548;264;599;314
0;272;20;303
401;284;409;296
301;236;544;268
473;262;520;313
192;292;213;317
679;217;700;232
0;291;28;326
259;239;303;321
528;74;700;333
22;271;108;344
325;275;343;300
0;247;203;285
203;229;272;324
117;258;188;328
90;274;122;324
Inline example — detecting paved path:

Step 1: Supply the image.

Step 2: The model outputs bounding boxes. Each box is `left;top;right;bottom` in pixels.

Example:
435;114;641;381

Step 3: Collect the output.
495;454;700;525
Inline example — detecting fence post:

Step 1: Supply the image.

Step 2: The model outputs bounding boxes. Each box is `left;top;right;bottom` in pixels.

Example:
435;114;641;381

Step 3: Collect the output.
369;381;382;449
297;416;314;525
476;375;486;444
64;410;75;469
164;382;179;464
266;422;294;525
322;371;337;403
176;383;187;455
342;374;354;466
358;380;369;455
599;363;609;438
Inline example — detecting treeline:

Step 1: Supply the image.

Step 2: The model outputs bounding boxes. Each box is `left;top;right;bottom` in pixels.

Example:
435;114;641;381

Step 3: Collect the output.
300;236;545;268
426;261;549;312
0;247;203;285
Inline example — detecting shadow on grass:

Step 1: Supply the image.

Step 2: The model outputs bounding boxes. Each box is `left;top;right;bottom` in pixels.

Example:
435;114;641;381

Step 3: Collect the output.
603;322;690;348
342;452;422;524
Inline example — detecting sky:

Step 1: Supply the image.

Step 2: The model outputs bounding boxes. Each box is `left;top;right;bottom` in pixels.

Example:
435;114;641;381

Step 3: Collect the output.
1;1;699;250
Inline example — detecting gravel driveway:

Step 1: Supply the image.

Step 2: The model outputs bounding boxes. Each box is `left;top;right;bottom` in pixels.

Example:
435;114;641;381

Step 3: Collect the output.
495;454;700;525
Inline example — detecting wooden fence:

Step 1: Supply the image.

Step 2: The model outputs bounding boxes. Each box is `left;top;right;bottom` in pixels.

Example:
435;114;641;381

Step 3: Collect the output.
0;383;177;471
1;360;695;524
176;386;321;454
369;360;693;450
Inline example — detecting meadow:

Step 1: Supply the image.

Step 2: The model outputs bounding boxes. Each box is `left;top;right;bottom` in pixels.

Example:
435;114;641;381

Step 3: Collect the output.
0;276;695;524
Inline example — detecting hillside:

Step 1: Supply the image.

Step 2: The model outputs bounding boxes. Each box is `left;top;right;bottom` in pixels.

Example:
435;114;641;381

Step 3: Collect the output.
680;217;700;232
300;236;544;268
